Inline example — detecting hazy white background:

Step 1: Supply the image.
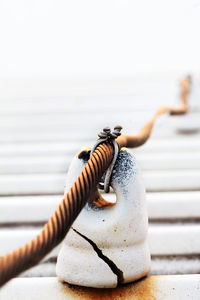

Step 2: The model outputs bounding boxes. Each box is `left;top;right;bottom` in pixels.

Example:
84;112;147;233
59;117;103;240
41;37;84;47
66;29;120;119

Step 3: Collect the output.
0;0;199;79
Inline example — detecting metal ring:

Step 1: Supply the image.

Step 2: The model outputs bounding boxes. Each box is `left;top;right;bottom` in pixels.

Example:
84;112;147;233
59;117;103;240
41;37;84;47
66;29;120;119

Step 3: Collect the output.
90;138;107;157
103;139;119;193
91;125;122;193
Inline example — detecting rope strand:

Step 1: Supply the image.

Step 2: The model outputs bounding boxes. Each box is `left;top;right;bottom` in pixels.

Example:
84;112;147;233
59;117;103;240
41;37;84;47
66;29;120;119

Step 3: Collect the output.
0;144;113;287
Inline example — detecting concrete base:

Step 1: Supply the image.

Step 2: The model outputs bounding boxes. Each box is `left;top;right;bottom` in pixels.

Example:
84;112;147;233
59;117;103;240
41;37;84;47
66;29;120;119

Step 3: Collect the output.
1;275;200;300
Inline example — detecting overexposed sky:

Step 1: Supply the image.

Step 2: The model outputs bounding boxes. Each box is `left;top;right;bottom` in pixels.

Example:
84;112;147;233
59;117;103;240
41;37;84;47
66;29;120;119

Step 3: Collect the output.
0;0;199;78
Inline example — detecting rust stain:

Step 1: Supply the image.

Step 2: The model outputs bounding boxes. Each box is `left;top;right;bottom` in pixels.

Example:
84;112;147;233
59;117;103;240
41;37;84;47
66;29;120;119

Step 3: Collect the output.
92;189;115;208
60;275;157;300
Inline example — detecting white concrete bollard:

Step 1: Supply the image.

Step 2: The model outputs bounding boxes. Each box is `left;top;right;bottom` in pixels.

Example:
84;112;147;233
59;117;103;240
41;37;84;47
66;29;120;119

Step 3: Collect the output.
56;147;151;288
176;75;200;133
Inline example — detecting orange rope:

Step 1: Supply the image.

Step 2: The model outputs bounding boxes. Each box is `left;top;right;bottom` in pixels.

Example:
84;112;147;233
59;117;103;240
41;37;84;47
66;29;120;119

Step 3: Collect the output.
117;76;189;149
0;76;190;287
0;143;114;287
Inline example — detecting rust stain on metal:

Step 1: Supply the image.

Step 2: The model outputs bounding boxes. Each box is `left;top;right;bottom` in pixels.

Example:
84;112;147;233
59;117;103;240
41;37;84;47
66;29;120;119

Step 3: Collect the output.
60;276;157;300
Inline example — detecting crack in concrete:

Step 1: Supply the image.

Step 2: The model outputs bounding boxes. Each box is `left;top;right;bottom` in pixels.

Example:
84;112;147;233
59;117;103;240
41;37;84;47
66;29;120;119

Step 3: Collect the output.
73;228;124;286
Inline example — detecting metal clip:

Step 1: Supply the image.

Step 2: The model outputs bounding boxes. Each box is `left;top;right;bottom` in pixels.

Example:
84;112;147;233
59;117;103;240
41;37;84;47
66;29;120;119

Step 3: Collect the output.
91;125;122;193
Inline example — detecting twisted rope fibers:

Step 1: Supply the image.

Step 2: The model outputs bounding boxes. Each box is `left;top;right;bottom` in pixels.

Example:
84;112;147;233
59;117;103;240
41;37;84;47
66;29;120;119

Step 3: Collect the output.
0;76;190;287
0;143;114;287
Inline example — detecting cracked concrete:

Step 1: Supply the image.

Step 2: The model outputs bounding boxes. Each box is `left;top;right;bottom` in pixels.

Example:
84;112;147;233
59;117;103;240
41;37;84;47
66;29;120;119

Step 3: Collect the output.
56;147;150;287
73;228;124;285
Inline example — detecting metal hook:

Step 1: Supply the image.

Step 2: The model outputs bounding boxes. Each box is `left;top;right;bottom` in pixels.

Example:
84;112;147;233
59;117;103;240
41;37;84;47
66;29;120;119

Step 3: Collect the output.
91;125;122;193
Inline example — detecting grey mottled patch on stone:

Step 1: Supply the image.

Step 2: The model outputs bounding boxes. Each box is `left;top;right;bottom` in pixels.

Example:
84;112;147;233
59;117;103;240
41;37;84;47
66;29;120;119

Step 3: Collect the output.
86;202;103;211
111;149;137;187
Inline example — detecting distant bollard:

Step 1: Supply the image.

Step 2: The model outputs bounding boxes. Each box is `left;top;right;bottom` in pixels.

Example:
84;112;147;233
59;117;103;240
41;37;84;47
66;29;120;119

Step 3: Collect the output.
176;75;200;133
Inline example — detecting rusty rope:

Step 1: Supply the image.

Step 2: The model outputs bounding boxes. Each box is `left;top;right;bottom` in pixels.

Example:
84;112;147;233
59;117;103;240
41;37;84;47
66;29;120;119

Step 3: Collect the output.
0;143;114;287
0;76;190;287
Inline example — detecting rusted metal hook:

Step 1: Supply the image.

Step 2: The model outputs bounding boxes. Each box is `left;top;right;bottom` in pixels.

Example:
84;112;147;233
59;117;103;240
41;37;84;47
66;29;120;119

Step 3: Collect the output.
91;125;122;193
